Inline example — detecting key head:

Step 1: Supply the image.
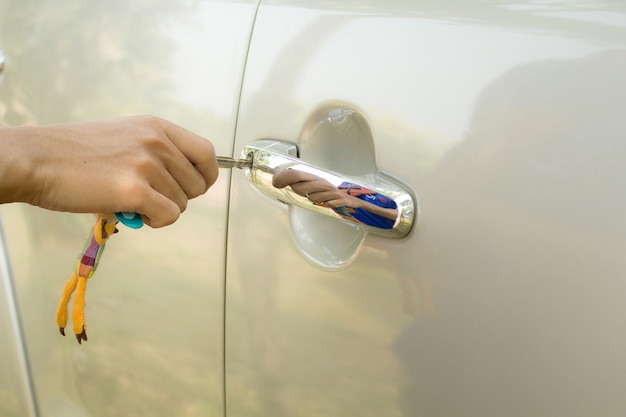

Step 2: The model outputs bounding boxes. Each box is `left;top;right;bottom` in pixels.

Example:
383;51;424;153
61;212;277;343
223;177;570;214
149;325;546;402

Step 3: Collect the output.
115;212;144;229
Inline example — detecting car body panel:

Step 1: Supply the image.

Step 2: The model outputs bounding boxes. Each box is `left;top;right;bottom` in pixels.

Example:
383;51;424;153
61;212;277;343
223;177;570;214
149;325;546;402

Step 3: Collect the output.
226;1;626;416
0;0;258;416
1;1;626;417
0;220;35;417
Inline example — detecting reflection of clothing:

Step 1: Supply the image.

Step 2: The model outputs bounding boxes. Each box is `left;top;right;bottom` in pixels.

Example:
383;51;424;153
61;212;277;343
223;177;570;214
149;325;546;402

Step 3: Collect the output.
335;181;397;229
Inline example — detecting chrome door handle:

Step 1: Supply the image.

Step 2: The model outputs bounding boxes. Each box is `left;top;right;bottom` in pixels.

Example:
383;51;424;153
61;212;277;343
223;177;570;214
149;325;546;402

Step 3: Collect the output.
239;139;417;239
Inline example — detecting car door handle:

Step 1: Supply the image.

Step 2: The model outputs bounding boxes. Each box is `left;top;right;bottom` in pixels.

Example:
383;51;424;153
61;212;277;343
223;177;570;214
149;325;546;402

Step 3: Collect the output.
239;139;416;239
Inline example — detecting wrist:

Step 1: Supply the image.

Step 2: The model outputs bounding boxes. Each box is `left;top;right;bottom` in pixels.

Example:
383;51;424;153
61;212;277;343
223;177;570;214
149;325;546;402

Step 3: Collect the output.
0;126;44;205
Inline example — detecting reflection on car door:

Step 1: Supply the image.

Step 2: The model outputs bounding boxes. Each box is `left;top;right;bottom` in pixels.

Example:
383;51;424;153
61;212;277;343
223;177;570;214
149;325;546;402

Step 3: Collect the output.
226;2;626;416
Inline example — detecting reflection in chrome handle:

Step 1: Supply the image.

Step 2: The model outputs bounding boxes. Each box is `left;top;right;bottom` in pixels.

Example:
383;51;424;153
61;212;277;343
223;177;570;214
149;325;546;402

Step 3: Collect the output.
242;139;417;239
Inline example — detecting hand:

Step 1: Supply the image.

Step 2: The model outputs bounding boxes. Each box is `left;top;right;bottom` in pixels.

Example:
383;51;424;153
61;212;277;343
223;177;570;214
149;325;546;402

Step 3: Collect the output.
272;169;362;209
0;115;218;227
272;168;398;222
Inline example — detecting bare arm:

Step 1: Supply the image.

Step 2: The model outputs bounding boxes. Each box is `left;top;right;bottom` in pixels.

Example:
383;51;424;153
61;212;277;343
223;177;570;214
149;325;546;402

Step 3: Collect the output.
272;169;398;221
0;115;218;227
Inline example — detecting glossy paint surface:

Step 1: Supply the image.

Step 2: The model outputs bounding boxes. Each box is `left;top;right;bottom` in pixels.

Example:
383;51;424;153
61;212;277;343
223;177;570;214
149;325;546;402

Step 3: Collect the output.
1;1;626;416
227;1;626;416
0;0;257;416
0;219;34;417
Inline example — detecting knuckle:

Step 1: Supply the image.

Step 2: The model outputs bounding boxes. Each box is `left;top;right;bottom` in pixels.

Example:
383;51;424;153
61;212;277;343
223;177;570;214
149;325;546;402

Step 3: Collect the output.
135;114;165;128
203;138;216;158
145;203;180;229
186;180;206;199
161;208;181;227
115;179;145;209
139;132;168;152
131;151;160;174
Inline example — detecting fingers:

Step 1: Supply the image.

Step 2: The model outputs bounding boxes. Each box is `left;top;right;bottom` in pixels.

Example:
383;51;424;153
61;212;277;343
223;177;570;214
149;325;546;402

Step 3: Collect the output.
304;191;351;208
272;169;321;189
123;116;219;227
141;194;182;228
160;118;218;193
271;168;358;209
272;169;337;197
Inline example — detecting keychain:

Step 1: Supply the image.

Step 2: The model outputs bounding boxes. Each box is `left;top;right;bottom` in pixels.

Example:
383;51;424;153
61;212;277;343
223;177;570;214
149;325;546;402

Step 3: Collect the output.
56;214;119;343
56;213;140;343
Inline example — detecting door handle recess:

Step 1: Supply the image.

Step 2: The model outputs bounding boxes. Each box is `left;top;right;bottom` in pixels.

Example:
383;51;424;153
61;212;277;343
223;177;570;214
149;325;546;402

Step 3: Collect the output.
240;139;417;239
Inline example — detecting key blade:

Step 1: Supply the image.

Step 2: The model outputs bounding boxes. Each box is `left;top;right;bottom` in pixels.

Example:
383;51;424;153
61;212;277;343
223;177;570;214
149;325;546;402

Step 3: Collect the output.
217;156;253;169
217;156;237;168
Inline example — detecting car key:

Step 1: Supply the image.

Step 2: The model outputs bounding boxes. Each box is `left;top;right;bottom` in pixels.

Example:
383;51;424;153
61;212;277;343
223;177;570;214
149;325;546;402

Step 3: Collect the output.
116;155;253;228
217;155;253;169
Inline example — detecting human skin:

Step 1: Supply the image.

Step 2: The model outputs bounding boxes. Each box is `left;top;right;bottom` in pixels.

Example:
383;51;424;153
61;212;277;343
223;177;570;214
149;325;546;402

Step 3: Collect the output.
0;115;218;228
272;169;397;221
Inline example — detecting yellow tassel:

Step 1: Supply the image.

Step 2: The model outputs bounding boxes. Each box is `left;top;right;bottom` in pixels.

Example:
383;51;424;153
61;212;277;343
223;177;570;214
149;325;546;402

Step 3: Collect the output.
56;272;78;336
73;275;89;344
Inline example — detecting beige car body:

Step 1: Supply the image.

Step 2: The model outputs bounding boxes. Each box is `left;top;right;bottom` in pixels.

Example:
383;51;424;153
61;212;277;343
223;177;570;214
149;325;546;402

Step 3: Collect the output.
1;1;626;416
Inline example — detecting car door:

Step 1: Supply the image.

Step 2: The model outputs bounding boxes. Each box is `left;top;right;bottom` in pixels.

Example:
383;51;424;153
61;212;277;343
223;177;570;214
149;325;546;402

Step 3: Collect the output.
0;1;256;416
226;1;626;416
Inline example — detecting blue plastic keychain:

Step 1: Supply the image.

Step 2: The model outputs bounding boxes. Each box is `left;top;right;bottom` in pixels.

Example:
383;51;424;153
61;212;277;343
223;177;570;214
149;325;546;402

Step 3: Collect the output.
115;212;144;229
